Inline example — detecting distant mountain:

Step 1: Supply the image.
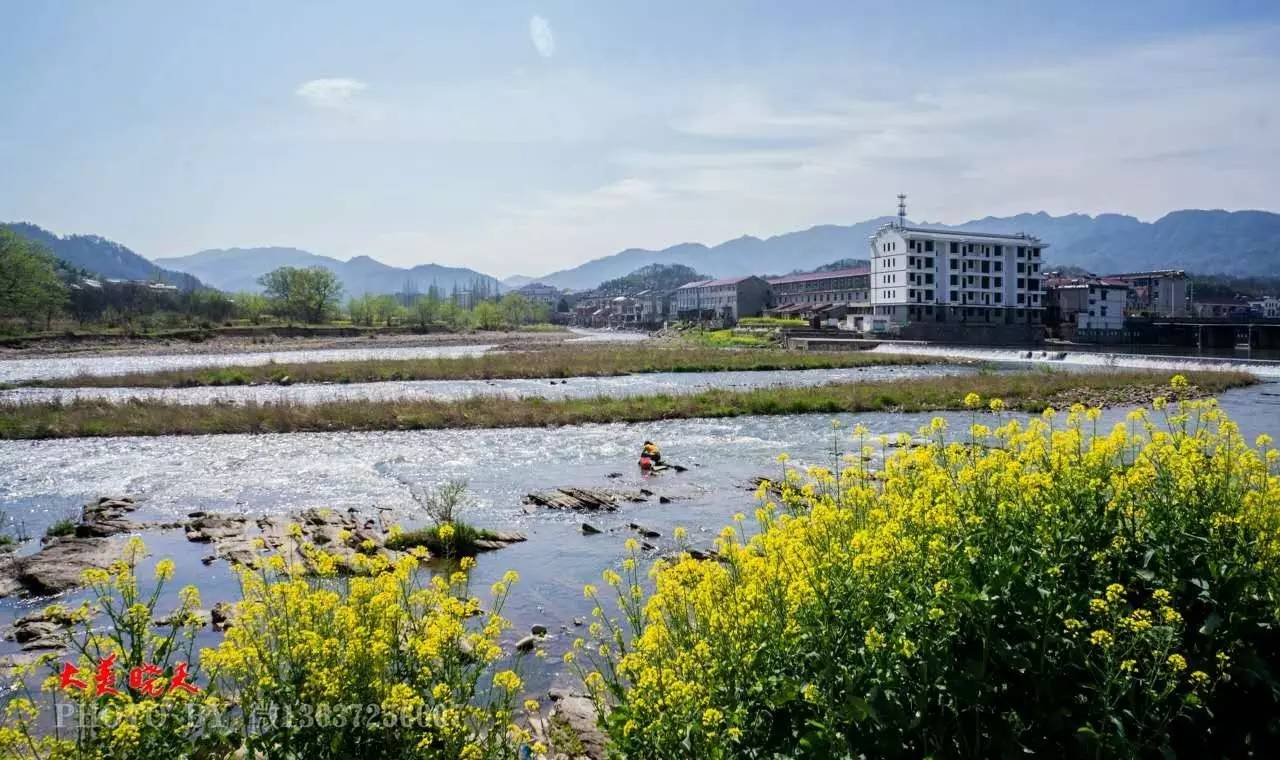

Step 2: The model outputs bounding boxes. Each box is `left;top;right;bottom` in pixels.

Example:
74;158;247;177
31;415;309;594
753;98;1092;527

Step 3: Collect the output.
501;274;537;290
3;222;203;290
154;247;501;297
529;210;1280;289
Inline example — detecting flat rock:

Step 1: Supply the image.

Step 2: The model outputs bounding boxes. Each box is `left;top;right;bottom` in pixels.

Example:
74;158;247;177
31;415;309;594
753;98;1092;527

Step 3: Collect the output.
524;488;647;512
9;537;121;597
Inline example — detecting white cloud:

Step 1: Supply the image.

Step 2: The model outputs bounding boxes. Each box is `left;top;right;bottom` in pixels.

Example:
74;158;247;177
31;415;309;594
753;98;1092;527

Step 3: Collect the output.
295;78;368;109
529;15;555;58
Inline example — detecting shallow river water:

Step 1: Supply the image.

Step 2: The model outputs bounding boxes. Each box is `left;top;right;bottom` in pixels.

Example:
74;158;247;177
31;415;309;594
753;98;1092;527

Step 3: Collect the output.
2;381;1279;694
0;364;974;406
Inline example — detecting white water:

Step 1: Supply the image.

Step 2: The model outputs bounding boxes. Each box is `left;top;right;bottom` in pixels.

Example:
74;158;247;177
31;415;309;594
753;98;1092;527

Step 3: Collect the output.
869;343;1280;379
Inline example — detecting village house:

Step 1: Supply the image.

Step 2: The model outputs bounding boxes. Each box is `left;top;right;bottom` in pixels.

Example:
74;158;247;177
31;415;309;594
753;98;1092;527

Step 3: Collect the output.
1105;270;1189;318
674;276;773;325
766;267;870;329
1044;276;1128;340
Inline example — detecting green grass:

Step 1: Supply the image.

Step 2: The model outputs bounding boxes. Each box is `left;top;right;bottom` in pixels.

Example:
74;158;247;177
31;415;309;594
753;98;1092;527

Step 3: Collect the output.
687;329;779;348
0;370;1254;440
18;345;944;389
738;317;807;328
45;518;76;539
384;523;500;555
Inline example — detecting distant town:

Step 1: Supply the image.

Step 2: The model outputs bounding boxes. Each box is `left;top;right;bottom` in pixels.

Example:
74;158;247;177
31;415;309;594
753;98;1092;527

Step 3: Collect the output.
520;200;1280;350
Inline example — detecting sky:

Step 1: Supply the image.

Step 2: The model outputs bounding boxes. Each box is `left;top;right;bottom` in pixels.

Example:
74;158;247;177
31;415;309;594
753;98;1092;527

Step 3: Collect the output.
2;1;1278;278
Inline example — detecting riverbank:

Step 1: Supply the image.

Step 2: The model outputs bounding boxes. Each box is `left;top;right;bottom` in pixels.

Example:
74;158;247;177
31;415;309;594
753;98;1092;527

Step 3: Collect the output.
0;324;570;359
12;345;950;389
0;370;1253;439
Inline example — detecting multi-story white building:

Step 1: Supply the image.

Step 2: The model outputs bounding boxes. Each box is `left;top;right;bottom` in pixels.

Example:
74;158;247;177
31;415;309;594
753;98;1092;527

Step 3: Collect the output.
867;220;1047;332
1248;296;1280;319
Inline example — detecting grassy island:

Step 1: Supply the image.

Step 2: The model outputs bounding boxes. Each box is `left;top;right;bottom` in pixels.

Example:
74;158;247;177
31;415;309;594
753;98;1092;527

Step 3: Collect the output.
0;370;1254;439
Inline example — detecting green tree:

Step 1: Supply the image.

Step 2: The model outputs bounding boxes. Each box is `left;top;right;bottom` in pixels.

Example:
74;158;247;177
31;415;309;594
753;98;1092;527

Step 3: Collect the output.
412;294;441;328
370;294;403;327
258;266;343;324
233;292;271;324
472;300;504;330
0;228;69;329
347;294;375;326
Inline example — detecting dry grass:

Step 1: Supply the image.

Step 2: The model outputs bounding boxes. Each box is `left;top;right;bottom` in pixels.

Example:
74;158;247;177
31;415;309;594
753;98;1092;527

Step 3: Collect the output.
0;370;1254;440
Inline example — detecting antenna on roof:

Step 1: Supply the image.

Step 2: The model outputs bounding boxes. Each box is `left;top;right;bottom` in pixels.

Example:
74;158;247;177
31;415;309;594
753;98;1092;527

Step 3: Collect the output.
896;194;907;227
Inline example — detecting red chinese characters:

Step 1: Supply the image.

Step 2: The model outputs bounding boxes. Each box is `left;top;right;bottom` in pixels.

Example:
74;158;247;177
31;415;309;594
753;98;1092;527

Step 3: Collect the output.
58;656;200;697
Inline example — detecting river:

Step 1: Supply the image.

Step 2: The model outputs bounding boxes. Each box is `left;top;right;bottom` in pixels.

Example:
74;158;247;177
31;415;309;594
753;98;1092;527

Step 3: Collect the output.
2;379;1278;695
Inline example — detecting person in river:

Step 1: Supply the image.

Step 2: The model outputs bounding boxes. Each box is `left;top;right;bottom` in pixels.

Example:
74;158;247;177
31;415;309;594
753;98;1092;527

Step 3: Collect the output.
639;440;663;471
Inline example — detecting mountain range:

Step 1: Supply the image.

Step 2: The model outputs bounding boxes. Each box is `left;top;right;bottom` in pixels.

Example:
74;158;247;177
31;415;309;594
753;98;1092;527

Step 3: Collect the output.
153;247;501;298
513;209;1280;290
3;222;203;289
8;209;1279;298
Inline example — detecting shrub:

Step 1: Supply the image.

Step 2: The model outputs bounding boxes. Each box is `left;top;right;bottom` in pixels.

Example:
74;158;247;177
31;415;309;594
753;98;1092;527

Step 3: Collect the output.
581;377;1280;758
44;517;76;539
0;538;224;758
410;480;475;527
0;540;537;760
201;549;529;758
385;522;499;557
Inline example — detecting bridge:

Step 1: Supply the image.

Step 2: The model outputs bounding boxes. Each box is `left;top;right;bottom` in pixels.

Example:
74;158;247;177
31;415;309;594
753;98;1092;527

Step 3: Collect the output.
1138;321;1280;350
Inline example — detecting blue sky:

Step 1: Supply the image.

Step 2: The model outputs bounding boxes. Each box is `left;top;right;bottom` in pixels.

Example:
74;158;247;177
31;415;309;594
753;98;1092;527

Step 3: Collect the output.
2;1;1278;277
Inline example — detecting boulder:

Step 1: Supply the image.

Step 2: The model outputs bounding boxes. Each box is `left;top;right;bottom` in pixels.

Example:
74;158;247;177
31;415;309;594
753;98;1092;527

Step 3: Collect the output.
627;523;660;539
580;523;602;535
11;537;121;597
210;602;234;632
546;689;607;760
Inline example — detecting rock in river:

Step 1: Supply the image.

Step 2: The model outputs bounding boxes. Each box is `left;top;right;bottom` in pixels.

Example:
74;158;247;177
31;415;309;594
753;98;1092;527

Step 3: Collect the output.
7;537;122;597
524;488;649;512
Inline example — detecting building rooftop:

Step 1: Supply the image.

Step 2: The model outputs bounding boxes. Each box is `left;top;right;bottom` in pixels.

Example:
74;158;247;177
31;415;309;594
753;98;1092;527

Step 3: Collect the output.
873;222;1047;246
767;266;870;285
676;275;757;289
1105;270;1187;279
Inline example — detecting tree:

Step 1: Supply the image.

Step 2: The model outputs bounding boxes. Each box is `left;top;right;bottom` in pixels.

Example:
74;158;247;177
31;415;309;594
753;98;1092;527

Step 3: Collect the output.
472;301;504;330
0;228;68;328
233;292;271;324
412;294;441;328
370;295;403;327
258;266;343;324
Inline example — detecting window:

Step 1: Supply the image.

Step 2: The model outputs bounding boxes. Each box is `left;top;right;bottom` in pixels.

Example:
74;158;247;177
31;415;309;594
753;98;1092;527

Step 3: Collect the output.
925;290;934;301
993;261;1002;272
924;240;934;252
1017;246;1025;257
1017;278;1025;288
994;292;1002;304
981;261;990;274
1018;293;1026;304
925;257;933;268
950;259;959;270
950;274;958;286
994;277;1002;287
950;291;959;302
924;273;934;284
949;242;959;254
981;276;990;288
992;245;1002;256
